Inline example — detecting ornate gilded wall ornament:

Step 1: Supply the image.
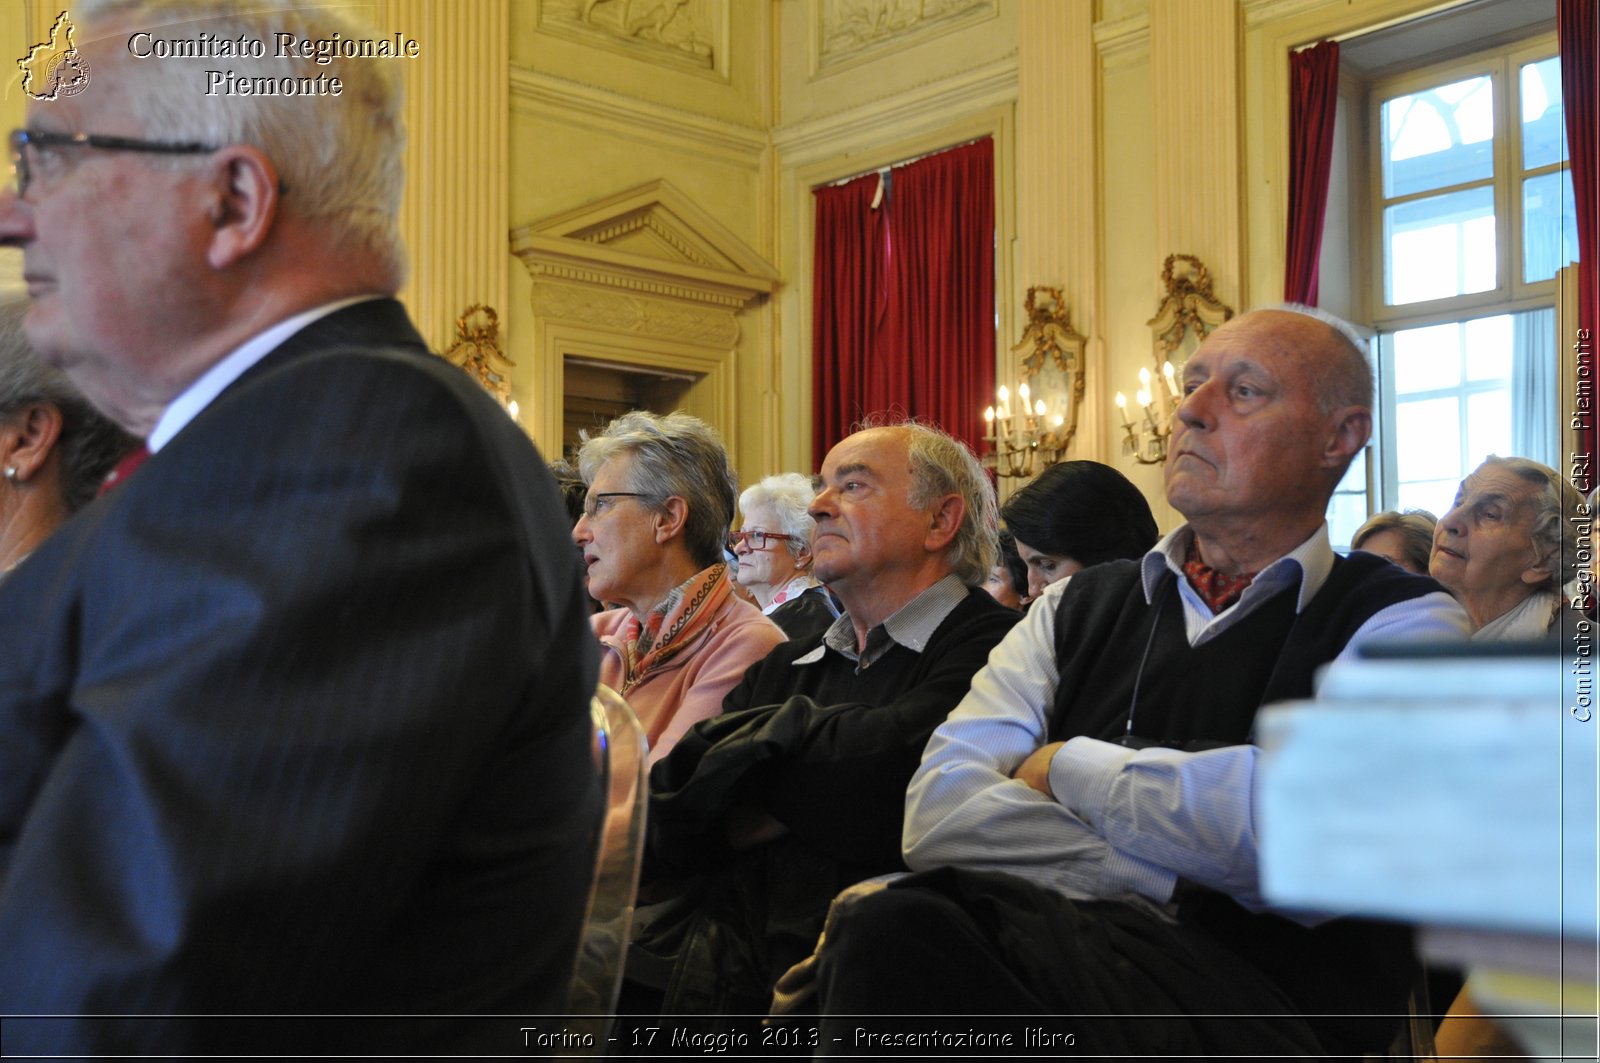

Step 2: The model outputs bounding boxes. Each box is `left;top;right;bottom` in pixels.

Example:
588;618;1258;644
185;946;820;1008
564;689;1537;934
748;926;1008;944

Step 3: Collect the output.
1146;253;1235;358
1115;255;1236;465
443;304;516;408
983;286;1085;478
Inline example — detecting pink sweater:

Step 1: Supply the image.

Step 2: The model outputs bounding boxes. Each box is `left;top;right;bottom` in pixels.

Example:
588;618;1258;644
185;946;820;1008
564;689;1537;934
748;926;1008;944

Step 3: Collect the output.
591;595;785;763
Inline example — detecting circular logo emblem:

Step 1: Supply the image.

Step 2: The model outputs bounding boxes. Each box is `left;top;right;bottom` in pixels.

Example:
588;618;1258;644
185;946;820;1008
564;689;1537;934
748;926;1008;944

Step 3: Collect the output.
46;49;91;98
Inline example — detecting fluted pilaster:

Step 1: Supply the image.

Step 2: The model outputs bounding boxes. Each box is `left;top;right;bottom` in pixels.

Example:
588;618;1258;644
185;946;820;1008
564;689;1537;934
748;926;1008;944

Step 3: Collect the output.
1016;0;1100;462
377;0;510;356
1150;0;1245;305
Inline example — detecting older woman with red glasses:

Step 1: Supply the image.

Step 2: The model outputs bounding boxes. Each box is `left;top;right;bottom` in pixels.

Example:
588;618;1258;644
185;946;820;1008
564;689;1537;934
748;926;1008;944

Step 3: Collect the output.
730;473;838;641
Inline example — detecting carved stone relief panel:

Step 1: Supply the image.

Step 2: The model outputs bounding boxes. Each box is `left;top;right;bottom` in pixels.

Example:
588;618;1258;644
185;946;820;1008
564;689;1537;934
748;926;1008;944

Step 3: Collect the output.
813;0;997;73
538;0;724;76
530;281;741;349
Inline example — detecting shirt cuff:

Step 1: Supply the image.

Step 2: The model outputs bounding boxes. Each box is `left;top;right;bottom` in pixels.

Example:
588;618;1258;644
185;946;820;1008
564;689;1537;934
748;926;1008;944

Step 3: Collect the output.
1049;736;1135;825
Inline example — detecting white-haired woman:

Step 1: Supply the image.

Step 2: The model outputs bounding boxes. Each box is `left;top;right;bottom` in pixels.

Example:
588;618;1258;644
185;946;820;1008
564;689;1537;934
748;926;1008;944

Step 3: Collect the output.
574;411;785;762
1429;455;1582;640
731;473;838;641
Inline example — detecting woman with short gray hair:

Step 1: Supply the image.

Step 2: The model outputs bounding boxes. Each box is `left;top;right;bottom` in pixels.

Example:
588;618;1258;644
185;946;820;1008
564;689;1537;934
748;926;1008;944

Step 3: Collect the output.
0;296;136;576
574;410;785;761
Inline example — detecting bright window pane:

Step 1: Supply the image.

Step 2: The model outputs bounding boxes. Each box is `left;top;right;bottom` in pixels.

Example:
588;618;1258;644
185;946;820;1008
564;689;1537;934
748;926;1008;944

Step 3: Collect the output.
1335;453;1367;494
1396;396;1461;483
1327;451;1370;553
1521;57;1566;169
1465;314;1512;381
1523;170;1580;283
1327;490;1369;553
1393;322;1462;393
1382;76;1495;197
1385;187;1497;304
1398;479;1459;520
1465;390;1512;460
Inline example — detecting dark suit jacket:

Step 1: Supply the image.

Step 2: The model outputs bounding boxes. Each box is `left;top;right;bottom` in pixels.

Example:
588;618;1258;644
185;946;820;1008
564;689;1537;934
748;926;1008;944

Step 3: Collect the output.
0;300;601;1055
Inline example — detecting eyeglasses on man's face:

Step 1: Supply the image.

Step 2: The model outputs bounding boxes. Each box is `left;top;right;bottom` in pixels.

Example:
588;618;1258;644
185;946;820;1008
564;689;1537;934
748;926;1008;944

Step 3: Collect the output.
581;491;647;520
8;129;217;199
727;530;800;551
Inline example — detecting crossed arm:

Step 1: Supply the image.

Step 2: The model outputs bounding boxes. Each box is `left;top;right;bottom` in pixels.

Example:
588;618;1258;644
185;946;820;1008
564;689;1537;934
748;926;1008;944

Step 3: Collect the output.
904;577;1471;911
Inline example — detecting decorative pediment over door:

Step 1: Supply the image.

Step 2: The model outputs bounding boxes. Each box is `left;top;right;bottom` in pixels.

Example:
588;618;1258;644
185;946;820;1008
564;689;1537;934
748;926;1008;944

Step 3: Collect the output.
511;180;780;459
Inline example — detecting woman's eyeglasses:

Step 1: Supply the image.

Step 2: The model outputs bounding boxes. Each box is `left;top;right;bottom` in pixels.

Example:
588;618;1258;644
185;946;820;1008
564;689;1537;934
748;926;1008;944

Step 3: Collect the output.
727;530;800;550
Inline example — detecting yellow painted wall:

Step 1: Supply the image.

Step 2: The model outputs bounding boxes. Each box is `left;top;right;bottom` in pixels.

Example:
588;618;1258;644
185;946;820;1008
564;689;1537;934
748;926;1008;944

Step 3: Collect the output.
1097;16;1170;529
1;0;1482;524
505;0;773;474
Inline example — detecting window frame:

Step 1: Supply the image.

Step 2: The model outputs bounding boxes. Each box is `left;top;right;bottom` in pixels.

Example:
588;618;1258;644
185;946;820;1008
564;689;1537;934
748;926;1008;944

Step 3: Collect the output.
1361;29;1569;516
1366;32;1565;325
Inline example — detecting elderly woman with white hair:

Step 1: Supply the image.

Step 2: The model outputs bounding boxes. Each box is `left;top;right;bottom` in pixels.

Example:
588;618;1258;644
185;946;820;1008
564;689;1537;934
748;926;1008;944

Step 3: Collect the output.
574;411;785;762
1428;455;1583;640
731;473;838;641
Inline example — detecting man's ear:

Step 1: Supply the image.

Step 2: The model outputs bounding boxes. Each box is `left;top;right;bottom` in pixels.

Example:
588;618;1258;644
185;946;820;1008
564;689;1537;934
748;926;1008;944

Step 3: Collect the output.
0;402;63;482
652;496;690;545
204;146;280;269
924;494;966;553
1322;406;1372;470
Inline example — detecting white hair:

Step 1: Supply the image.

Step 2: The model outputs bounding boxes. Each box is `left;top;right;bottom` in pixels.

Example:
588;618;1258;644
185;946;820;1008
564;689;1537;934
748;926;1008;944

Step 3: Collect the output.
78;0;408;287
739;473;817;560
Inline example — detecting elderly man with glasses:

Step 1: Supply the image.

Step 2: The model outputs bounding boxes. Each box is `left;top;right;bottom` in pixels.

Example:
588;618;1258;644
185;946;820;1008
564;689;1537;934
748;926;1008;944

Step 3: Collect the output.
625;420;1020;1023
0;1;599;1054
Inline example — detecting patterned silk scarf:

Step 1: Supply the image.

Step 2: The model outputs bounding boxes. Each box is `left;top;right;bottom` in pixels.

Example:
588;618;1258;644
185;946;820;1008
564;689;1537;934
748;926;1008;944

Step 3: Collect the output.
618;562;733;693
1181;536;1258;614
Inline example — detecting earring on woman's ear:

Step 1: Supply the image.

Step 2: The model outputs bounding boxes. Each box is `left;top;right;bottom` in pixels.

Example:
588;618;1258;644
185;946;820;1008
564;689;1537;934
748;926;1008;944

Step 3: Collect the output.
3;466;17;483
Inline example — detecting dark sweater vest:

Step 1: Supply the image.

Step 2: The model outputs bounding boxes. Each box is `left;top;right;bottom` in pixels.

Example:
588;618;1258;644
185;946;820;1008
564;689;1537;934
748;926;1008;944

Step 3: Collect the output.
1047;551;1447;1046
1049;550;1440;746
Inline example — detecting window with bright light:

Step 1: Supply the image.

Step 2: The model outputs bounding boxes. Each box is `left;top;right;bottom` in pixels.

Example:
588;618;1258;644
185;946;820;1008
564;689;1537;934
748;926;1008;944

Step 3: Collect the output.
1363;35;1573;532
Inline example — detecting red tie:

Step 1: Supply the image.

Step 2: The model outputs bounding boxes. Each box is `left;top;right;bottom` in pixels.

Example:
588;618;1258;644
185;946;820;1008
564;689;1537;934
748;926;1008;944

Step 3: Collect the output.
1181;537;1257;614
99;444;151;497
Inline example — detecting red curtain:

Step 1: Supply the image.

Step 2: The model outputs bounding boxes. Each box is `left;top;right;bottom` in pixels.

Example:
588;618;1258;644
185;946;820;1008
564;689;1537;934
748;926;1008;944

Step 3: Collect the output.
1559;0;1598;471
811;139;996;468
812;172;886;470
1284;40;1341;306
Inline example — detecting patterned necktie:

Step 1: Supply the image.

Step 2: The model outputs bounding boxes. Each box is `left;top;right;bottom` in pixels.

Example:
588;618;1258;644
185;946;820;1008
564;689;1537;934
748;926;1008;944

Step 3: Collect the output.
98;444;151;497
1181;537;1257;613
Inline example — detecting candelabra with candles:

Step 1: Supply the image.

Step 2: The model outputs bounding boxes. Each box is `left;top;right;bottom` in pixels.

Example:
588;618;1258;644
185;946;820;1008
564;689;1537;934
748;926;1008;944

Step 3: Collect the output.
1115;360;1180;465
983;381;1068;479
1112;254;1235;466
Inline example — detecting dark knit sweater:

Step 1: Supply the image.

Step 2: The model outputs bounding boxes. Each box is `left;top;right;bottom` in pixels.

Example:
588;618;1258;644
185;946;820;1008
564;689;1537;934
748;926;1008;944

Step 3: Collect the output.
633;588;1019;1013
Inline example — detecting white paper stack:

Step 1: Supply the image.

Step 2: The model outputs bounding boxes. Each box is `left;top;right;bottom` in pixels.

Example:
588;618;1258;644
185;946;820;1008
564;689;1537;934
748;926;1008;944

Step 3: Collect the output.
1256;649;1597;941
